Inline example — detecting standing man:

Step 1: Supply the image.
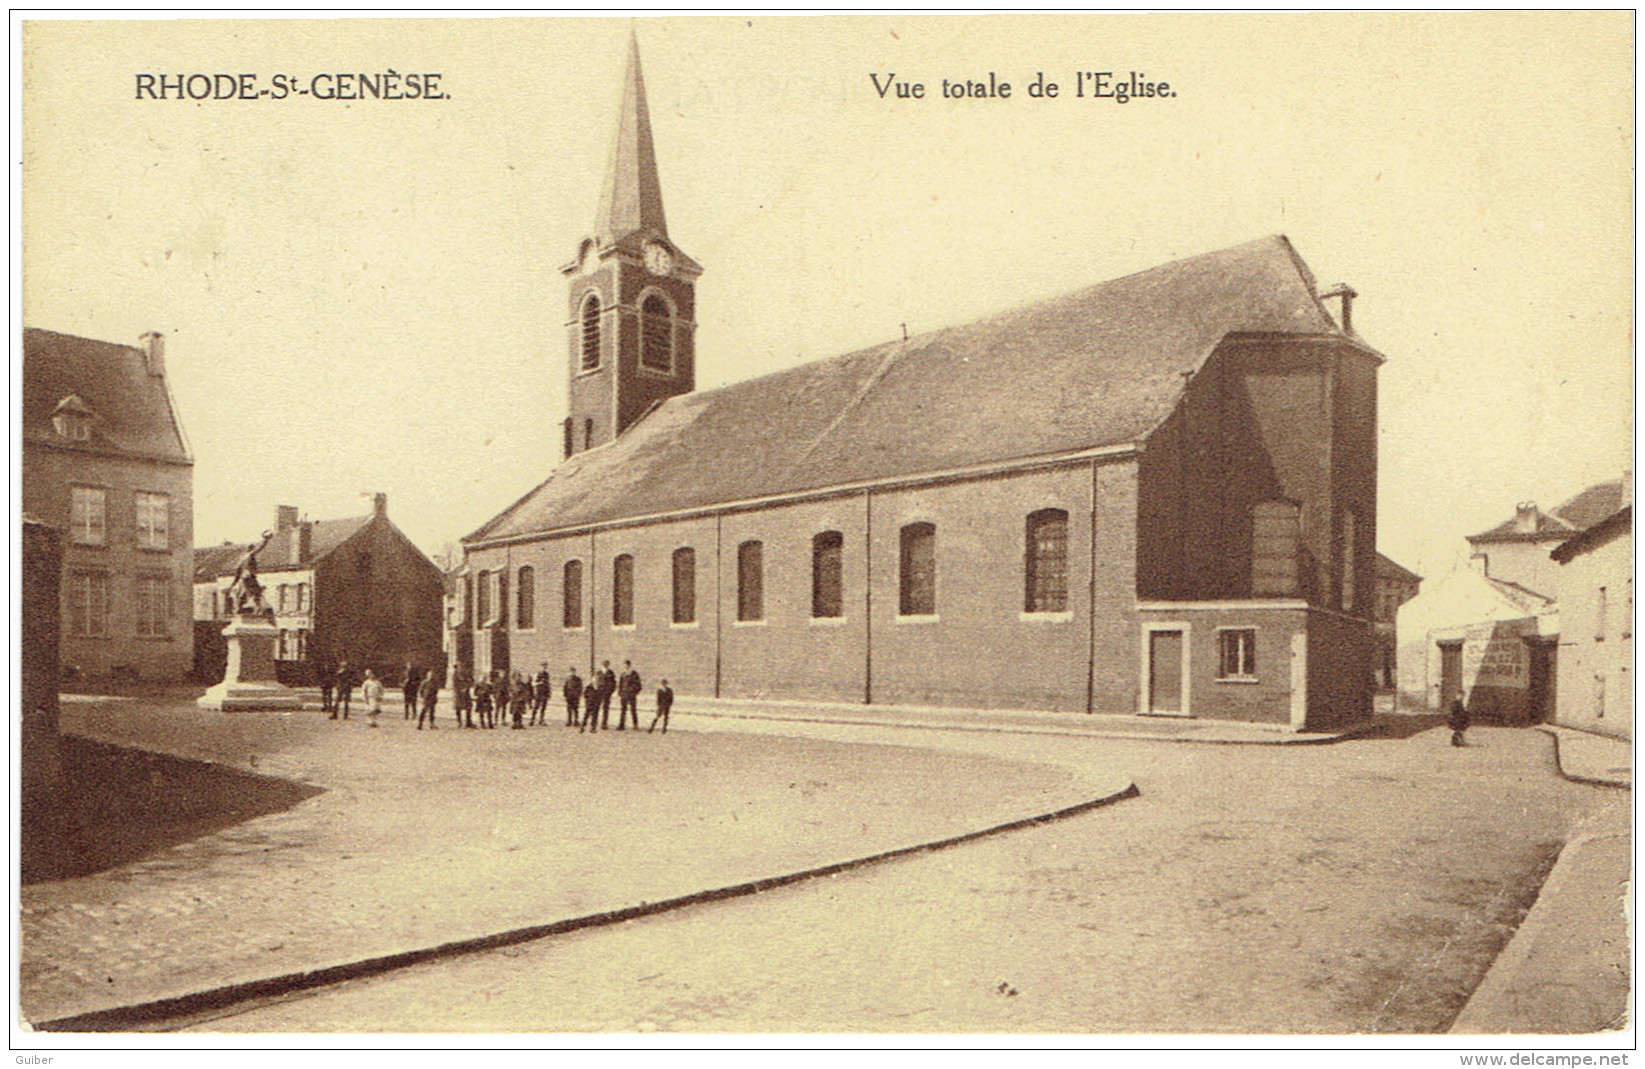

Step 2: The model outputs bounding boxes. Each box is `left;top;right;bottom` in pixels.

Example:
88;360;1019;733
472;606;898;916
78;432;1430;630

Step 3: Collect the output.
334;661;355;720
453;665;473;729
401;662;421;720
531;664;552;726
581;674;603;732
647;679;674;734
417;667;441;730
563;667;584;727
596;660;616;731
510;672;531;730
616;660;643;731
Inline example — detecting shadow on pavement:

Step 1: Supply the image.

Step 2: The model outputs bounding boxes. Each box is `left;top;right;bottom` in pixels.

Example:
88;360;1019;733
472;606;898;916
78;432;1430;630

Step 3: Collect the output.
1359;713;1447;740
22;737;324;884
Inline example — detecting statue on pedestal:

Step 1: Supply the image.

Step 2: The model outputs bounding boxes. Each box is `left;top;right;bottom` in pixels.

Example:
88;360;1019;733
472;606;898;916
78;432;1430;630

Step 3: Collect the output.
228;530;275;618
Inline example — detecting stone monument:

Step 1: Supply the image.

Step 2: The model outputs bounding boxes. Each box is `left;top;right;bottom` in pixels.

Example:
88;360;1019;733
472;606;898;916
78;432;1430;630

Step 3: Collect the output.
198;530;302;711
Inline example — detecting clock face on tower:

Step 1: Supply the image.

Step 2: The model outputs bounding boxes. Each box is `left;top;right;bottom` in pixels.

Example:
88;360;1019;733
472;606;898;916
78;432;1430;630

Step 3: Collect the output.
642;241;674;277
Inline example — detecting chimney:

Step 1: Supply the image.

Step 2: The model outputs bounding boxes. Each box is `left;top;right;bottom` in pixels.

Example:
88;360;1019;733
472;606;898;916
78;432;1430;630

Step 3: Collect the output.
373;492;388;518
293;521;312;566
139;331;165;377
1319;284;1357;336
1514;502;1539;534
274;505;300;532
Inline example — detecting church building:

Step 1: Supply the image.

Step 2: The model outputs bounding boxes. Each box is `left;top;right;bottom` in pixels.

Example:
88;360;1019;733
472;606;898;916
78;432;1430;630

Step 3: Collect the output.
454;37;1384;731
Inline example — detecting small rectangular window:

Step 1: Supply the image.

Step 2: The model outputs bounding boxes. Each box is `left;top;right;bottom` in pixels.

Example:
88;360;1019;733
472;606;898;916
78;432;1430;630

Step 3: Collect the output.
1218;628;1257;680
70;486;106;546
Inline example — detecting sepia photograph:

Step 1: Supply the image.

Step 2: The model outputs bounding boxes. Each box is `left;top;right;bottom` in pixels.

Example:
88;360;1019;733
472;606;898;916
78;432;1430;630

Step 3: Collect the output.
12;11;1635;1048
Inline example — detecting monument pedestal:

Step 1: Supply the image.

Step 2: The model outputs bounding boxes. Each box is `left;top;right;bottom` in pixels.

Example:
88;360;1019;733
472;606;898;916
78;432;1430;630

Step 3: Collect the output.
197;616;302;711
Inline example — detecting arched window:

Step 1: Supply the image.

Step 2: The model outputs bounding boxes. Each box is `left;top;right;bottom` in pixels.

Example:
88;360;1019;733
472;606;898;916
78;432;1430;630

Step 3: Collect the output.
516;566;535;629
562;560;583;629
1251;500;1301;597
580;294;602;370
672;547;696;624
899;523;936;616
497;571;510;629
738;541;763;622
583;418;594;451
812;531;843;618
476;569;491;624
641;293;673;372
1024;509;1069;613
613;555;634;626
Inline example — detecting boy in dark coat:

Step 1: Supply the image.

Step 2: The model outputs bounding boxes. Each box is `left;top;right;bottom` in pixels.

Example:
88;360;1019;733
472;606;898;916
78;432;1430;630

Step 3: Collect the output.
648;680;674;734
1448;698;1470;747
563;668;584;727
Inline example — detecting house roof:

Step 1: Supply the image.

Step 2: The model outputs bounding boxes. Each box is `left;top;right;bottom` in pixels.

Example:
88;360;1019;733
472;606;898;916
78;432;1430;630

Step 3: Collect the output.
1551;505;1631;564
1469;478;1626;543
193;514;373;580
1376;552;1422;585
470;234;1356;544
23;328;190;464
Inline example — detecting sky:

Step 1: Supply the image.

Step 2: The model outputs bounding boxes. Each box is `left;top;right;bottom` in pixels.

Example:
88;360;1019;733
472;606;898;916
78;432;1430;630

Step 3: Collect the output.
19;13;1635;581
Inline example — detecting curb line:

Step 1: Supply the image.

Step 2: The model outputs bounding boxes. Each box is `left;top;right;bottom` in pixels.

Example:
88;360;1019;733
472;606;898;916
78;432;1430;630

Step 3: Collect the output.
1536;726;1632;789
33;780;1139;1032
677;708;1379;746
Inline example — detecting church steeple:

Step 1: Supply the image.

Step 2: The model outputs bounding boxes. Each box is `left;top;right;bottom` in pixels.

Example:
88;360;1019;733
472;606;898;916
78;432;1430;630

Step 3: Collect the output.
595;31;668;243
560;32;700;460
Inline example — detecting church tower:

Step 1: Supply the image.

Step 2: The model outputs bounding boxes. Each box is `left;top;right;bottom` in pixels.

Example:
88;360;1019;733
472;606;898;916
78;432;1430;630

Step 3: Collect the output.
561;33;702;458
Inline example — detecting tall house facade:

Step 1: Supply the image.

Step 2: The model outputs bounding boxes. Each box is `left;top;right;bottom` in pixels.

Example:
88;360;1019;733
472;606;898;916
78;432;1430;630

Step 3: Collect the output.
560;34;701;458
22;329;195;680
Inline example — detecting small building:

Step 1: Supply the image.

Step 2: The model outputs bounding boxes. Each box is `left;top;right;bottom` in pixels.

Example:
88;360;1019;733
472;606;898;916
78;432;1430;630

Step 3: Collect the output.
1395;562;1557;722
452;37;1384;731
1550;499;1631;739
22;328;195;681
194;494;444;684
1373;553;1422;691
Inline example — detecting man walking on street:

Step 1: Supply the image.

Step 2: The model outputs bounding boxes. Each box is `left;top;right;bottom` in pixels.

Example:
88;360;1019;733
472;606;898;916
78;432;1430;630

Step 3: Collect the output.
648;679;674;734
616;660;642;730
401;662;420;720
531;663;552;726
563;667;584;727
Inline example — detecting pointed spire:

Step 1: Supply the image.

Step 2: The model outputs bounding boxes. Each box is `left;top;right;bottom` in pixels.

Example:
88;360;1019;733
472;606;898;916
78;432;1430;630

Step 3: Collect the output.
594;30;668;242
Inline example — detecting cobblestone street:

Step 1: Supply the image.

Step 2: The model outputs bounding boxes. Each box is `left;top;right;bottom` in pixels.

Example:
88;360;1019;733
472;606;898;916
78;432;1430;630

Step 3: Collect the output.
183;714;1617;1034
23;695;1122;1026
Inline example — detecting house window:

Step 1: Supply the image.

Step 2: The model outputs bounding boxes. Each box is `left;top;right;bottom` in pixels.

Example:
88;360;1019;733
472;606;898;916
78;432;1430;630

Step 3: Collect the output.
277;584;290;613
1341;511;1358;612
135;492;170;550
497;571;509;628
641;294;673;372
1597;586;1607;641
297;583;310;613
53;411;90;441
1024;508;1069;613
135;574;169;638
1251;500;1300;597
581;294;602;370
613;555;634;626
672;547;696;624
517;566;535;629
1218;628;1257;680
563;560;584;629
899;522;936;616
812;531;843;619
70;486;106;546
476;569;491;625
738;540;764;622
68;571;109;637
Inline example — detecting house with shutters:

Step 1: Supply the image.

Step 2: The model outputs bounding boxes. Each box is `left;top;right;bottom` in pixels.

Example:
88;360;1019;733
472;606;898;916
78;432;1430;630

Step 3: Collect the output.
452;36;1385;730
194;494;444;685
22;328;194;681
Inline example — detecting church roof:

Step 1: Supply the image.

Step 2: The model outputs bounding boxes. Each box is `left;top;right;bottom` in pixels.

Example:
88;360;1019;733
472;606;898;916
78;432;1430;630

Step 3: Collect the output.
469;234;1356;544
23;328;191;464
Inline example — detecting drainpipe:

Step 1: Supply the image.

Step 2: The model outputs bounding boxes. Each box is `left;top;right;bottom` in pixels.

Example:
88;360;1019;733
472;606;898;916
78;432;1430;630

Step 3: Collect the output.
588;531;597;673
864;487;874;705
1086;459;1099;715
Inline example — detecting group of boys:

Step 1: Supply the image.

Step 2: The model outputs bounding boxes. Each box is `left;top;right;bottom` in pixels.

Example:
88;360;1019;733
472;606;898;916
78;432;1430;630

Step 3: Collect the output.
560;660;675;734
438;661;674;734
